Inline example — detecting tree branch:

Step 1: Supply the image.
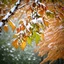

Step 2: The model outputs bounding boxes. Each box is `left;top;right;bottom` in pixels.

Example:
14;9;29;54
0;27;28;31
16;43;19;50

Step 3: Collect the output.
0;0;21;28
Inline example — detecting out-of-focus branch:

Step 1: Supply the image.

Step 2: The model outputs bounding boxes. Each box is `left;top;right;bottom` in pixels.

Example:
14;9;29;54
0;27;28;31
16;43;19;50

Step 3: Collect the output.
0;0;21;28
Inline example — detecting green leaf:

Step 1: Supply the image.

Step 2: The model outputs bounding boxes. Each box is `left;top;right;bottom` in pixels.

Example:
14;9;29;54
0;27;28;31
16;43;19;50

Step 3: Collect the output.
27;37;32;45
46;10;54;18
27;32;40;45
2;0;8;4
35;33;40;44
32;31;40;44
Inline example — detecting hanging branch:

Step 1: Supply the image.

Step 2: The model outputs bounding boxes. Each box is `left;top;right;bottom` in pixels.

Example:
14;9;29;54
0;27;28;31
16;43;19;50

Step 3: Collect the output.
0;0;36;32
0;0;21;28
0;0;46;29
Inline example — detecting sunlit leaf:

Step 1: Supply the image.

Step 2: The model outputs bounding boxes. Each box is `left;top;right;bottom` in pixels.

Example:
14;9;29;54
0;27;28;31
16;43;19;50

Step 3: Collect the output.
35;33;40;44
8;20;16;31
12;39;19;49
32;31;36;38
3;25;8;32
20;41;26;50
27;37;32;45
32;31;40;44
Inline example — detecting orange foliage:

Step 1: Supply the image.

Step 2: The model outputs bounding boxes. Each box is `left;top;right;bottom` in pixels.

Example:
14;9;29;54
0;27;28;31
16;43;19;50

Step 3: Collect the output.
8;20;16;31
20;41;26;50
3;25;8;32
12;39;19;49
1;0;64;64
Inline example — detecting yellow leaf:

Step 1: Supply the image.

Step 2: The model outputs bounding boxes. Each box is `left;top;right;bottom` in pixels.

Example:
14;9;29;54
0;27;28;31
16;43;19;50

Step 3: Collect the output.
8;20;16;31
13;34;18;38
12;39;19;49
19;19;23;24
20;41;26;51
3;25;8;32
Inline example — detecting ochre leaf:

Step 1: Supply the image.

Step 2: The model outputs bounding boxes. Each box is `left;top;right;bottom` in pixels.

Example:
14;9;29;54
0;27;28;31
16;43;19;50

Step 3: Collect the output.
38;10;44;16
16;28;20;33
12;39;19;49
20;25;25;30
44;21;49;27
13;34;18;38
40;33;44;40
8;20;16;31
20;41;26;50
19;20;23;24
3;25;8;32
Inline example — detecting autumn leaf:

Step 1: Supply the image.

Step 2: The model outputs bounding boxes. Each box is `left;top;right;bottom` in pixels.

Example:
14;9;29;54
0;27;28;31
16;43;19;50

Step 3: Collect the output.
12;39;19;49
35;33;40;45
27;37;32;45
20;41;26;50
46;10;54;18
16;27;20;33
8;20;16;31
3;25;8;32
20;24;25;30
40;33;44;40
19;19;23;24
44;21;49;27
13;34;18;38
31;31;40;44
38;10;44;16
